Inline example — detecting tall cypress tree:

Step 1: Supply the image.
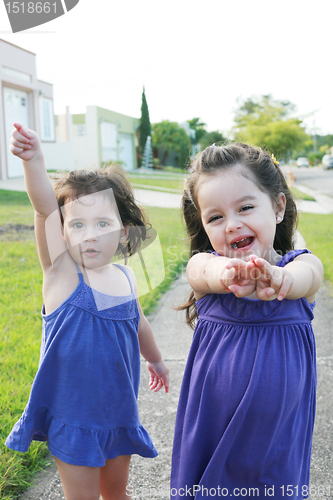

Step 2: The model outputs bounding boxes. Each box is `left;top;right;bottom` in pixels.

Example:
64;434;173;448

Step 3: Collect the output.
139;87;151;155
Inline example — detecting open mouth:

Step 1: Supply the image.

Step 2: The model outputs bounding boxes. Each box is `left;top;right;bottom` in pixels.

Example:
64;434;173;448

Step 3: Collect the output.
231;236;254;250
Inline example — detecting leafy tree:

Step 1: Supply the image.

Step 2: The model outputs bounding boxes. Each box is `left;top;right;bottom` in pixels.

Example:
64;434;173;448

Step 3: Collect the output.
152;121;191;168
234;95;296;127
187;118;207;146
187;118;227;152
138;87;151;155
199;130;227;150
233;94;309;158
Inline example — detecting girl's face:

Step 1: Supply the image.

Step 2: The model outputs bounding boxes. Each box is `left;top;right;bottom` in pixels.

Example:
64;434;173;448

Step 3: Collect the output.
62;192;127;269
197;165;286;264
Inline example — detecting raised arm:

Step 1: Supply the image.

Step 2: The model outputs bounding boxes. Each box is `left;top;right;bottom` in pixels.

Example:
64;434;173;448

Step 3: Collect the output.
11;123;66;271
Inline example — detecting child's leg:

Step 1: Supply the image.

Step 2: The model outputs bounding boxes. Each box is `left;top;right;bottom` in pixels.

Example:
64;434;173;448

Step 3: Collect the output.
100;455;132;500
55;457;100;500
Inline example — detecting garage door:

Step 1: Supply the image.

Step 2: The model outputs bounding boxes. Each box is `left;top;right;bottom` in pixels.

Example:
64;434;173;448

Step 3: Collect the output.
4;87;29;178
101;121;117;163
118;133;134;171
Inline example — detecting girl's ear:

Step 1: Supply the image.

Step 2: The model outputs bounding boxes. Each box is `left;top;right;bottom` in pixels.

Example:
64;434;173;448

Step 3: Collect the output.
275;192;286;223
120;226;129;243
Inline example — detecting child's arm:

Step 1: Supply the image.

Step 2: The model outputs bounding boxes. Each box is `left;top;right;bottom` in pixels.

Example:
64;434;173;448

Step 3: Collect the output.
187;252;256;299
125;266;169;393
138;314;169;393
10;123;67;272
250;254;323;302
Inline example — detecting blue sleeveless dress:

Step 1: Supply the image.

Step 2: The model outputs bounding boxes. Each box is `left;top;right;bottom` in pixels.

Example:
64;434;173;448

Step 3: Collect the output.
5;264;157;467
171;250;316;499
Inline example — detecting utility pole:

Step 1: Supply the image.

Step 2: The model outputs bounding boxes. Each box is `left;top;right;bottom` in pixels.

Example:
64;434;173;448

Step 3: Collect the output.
298;109;320;153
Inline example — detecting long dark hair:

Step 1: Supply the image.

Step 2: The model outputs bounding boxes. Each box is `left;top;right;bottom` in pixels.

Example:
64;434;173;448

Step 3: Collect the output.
53;164;147;259
181;143;298;328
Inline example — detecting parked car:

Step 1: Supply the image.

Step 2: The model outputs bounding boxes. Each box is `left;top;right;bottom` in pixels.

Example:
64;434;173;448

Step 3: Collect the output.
296;157;310;168
322;154;333;170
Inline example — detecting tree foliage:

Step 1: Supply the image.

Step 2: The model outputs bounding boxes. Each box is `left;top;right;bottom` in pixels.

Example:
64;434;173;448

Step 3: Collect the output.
187;118;207;145
233;94;309;158
138;87;151;154
187;117;227;151
152;120;191;168
199;130;227;150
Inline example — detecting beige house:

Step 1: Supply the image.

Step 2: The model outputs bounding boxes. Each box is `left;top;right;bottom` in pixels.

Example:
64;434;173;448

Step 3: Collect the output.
0;38;54;180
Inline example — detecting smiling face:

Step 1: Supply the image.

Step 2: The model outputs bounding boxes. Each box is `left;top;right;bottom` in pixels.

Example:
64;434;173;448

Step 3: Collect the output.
197;165;286;264
62;191;127;269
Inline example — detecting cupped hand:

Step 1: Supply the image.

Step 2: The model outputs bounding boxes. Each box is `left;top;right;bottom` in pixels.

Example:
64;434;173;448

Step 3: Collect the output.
249;256;293;301
222;258;257;298
147;360;169;393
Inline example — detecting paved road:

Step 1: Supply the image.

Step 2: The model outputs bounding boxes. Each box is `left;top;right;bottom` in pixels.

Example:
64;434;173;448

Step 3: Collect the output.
282;166;333;198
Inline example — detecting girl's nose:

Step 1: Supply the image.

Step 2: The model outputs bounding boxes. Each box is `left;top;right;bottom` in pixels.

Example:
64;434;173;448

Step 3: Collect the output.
225;215;242;233
83;227;98;241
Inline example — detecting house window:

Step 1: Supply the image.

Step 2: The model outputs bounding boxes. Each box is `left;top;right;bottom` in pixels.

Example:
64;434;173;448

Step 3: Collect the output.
39;97;55;141
77;125;86;136
2;66;32;83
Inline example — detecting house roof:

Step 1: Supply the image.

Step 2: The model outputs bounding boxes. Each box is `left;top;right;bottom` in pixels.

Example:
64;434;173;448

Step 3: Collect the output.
0;38;36;55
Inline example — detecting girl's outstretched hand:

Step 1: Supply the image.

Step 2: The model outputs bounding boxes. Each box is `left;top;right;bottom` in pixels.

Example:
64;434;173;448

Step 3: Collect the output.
147;360;169;393
222;258;257;298
249;256;293;301
10;123;42;162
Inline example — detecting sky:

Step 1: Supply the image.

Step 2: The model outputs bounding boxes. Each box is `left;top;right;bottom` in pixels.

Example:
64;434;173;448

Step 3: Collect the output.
0;0;332;137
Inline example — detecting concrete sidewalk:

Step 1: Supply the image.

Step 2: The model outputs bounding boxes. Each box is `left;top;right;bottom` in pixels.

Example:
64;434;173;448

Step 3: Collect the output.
17;272;333;500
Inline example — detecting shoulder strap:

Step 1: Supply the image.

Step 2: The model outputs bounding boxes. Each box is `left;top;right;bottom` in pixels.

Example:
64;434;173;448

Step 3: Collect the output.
74;263;84;283
113;263;134;294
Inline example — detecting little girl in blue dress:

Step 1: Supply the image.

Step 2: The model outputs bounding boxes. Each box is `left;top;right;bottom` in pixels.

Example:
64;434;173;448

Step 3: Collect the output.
6;123;169;500
171;144;323;499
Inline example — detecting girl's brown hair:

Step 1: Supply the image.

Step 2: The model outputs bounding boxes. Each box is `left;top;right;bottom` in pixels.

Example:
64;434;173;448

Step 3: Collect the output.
53;164;147;259
182;143;298;328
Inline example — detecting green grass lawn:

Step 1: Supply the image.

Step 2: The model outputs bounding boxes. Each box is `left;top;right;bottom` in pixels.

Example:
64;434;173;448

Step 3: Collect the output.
290;187;316;202
128;176;185;192
298;213;333;287
0;189;187;499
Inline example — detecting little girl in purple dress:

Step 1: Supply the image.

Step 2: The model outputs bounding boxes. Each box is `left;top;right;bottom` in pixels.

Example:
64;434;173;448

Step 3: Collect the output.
171;144;323;499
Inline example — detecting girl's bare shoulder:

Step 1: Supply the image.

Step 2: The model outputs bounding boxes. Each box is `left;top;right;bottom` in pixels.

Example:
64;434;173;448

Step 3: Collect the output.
42;252;79;315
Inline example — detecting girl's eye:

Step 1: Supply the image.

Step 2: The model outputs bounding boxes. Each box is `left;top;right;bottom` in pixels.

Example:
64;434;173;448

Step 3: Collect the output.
98;221;109;228
73;222;83;229
240;205;254;212
208;215;223;223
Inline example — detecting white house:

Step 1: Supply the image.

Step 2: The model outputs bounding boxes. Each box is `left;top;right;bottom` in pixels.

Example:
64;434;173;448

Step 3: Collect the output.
50;106;140;172
0;39;139;178
0;38;55;180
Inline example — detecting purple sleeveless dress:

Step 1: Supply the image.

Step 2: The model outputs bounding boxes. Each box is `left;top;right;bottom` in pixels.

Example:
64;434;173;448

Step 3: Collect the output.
171;250;316;499
5;264;157;466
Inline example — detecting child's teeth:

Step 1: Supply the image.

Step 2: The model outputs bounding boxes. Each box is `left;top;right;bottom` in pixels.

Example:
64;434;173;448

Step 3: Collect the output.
232;237;252;249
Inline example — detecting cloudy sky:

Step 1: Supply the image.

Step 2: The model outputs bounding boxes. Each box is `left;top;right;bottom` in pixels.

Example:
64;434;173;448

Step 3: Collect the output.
0;0;332;137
